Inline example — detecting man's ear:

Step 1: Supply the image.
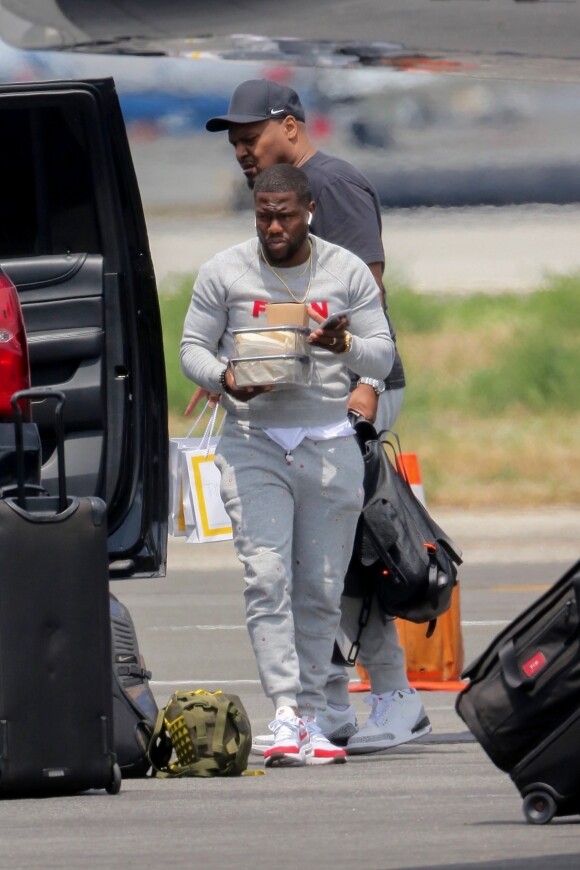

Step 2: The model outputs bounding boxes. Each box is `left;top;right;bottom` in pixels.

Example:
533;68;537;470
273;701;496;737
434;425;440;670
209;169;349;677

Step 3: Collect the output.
283;115;299;139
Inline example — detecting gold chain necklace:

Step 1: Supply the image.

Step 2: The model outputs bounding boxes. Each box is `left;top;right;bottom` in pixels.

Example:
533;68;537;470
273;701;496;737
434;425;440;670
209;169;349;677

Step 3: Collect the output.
260;240;313;304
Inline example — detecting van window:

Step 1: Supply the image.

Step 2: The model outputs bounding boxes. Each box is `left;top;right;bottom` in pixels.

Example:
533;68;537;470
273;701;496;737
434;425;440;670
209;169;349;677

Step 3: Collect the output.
0;104;100;258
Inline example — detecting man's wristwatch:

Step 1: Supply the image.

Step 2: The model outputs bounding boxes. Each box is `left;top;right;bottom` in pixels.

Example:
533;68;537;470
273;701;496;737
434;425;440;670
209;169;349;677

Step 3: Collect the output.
358;377;386;395
219;366;230;394
339;331;352;353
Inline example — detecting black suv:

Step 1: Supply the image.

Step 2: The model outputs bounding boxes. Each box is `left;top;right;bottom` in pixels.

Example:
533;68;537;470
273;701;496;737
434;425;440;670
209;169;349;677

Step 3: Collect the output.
0;78;167;578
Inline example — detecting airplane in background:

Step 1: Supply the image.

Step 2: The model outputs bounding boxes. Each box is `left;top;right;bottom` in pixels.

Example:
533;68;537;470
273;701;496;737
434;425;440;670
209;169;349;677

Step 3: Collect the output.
0;33;434;137
2;4;579;208
0;37;248;133
0;0;579;84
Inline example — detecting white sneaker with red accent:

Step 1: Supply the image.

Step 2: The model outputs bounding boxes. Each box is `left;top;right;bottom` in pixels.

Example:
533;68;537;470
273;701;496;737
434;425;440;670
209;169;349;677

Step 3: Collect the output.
304;717;347;765
263;707;313;768
251;704;358;755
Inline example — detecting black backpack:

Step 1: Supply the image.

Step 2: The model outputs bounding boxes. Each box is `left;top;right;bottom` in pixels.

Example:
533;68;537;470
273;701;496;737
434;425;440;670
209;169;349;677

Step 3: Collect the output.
110;593;159;777
344;422;463;635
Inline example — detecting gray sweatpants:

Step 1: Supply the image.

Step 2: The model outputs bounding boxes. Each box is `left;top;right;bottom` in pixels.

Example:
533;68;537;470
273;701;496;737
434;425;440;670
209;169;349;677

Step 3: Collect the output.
214;420;364;716
326;386;409;706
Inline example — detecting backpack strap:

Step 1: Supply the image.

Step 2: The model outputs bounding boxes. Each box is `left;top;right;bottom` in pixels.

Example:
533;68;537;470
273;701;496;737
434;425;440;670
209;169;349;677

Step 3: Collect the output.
147;702;174;775
189;694;249;775
148;702;223;778
116;663;152;679
423;550;440;638
346;596;372;665
222;700;253;775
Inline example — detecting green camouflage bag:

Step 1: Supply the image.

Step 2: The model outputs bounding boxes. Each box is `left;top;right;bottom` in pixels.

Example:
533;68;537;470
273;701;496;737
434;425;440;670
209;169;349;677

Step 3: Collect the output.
147;689;252;777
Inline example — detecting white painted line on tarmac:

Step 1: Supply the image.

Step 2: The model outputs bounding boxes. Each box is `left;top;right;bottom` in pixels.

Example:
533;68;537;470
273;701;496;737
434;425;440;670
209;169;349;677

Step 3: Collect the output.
149;624;246;631
151;679;261;686
150;621;508;631
461;620;509;627
423;706;457;711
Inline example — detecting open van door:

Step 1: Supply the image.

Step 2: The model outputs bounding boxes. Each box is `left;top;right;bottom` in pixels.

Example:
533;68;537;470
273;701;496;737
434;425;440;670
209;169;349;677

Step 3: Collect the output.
0;77;167;577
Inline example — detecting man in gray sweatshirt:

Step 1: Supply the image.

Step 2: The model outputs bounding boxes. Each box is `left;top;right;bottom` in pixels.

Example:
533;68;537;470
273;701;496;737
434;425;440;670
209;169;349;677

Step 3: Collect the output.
203;77;431;757
181;164;394;767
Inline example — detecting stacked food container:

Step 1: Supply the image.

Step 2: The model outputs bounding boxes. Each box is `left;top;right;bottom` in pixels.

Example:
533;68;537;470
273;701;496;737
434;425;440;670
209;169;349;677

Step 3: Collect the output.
230;326;312;388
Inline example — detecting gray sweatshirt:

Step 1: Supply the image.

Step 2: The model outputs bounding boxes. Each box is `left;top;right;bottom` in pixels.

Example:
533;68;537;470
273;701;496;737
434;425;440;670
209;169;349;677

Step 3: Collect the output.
180;234;394;428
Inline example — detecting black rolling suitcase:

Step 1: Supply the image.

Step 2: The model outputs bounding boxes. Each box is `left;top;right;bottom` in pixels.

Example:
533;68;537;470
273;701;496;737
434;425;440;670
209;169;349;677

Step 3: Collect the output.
456;559;580;824
0;389;121;796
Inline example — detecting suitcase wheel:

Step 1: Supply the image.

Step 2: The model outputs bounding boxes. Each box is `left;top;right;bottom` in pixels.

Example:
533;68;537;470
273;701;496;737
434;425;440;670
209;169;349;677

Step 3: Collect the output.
522;790;557;825
106;762;122;796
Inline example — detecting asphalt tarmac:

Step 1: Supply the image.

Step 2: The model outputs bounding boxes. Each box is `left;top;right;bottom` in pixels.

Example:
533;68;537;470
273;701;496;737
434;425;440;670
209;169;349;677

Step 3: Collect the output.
146;204;580;295
1;509;578;869
129;95;580;295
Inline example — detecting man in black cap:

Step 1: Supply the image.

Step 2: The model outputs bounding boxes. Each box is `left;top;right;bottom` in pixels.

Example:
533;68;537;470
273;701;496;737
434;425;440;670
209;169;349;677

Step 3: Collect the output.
205;78;306;131
198;78;431;757
204;78;405;426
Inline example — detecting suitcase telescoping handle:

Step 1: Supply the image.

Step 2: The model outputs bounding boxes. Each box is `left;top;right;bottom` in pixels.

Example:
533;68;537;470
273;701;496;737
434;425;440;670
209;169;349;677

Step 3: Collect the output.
10;388;67;513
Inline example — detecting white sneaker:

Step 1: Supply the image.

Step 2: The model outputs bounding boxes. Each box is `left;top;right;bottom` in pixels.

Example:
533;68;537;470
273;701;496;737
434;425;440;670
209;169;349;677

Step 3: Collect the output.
317;704;358;744
251;704;358;756
346;689;432;755
263;707;313;768
251;733;277;756
304;717;347;765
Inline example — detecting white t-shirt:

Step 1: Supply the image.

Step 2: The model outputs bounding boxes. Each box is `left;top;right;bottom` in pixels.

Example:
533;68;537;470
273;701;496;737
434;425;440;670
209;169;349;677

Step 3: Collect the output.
264;418;355;451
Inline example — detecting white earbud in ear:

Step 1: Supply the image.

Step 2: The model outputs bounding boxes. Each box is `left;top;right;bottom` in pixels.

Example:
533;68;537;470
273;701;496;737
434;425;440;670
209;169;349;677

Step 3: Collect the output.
307;212;312;226
254;219;257;228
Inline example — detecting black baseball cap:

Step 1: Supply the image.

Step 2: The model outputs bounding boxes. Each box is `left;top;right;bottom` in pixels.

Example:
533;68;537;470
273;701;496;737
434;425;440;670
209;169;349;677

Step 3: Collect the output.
205;79;305;132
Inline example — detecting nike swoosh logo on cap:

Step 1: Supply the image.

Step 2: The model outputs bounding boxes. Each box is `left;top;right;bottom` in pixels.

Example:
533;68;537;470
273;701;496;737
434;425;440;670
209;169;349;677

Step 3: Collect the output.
270;108;285;115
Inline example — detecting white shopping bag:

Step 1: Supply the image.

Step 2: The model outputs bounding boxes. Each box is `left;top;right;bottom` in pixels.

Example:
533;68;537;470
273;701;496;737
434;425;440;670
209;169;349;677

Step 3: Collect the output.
182;445;233;543
168;404;227;539
168;435;194;537
180;460;197;542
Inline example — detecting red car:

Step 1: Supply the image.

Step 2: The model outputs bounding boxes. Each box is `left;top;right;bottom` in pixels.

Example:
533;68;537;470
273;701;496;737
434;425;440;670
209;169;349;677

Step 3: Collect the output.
0;265;30;420
0;265;41;490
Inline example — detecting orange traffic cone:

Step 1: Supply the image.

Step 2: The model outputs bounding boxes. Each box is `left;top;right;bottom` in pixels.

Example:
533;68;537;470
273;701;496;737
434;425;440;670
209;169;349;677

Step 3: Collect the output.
349;662;371;693
396;452;426;505
395;452;466;691
349;452;467;694
396;585;467;691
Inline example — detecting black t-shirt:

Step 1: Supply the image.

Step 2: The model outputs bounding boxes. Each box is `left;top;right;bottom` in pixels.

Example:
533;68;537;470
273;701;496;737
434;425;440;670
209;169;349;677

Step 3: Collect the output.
301;151;405;389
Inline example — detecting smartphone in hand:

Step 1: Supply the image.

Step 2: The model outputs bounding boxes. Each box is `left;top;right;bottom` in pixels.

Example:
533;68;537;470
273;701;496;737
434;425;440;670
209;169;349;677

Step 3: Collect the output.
320;309;352;330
